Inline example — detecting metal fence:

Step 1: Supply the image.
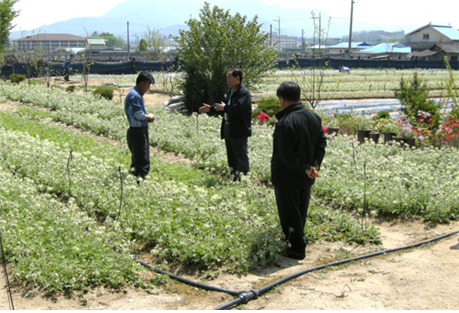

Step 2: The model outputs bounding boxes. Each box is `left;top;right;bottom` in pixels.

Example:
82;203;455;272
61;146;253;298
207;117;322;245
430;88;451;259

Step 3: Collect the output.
1;57;458;78
278;58;459;70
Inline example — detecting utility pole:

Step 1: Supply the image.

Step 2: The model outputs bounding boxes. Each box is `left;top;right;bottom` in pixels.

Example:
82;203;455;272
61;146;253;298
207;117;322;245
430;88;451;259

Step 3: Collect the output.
127;21;130;58
270;24;272;47
348;0;355;58
302;29;305;54
319;12;322;56
273;16;281;54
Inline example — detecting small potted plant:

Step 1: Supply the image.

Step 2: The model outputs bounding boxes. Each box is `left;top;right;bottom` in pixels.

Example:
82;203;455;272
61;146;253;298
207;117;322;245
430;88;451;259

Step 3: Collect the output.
394;122;416;148
402;128;416;148
382;123;400;143
357;117;372;144
323;116;340;136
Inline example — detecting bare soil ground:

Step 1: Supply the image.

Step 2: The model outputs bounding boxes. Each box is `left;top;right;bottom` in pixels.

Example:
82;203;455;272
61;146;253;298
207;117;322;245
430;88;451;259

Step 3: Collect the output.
1;220;458;310
1;78;459;310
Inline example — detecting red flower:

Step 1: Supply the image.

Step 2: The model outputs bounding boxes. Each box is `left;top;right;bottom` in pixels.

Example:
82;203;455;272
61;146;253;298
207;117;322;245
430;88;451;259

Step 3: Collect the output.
418;119;423;123
322;125;328;134
429;118;433;122
256;112;270;122
424;102;427;105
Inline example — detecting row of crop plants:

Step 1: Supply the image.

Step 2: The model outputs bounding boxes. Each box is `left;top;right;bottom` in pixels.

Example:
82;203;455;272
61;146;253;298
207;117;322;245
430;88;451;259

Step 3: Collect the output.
1;83;459;293
0;111;384;294
59;69;459;98
2;84;459;223
255;69;458;99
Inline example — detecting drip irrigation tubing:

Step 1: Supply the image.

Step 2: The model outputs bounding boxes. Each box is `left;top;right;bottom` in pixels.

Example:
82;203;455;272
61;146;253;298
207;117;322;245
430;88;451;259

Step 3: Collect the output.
213;229;459;310
132;230;458;310
0;229;14;310
132;258;243;297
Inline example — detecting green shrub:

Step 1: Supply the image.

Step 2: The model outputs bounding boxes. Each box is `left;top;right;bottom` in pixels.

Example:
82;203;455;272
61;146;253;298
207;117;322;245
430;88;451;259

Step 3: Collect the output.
92;86;114;100
395;72;441;129
252;95;280;118
9;74;26;84
66;85;76;93
334;112;371;135
374;111;391;120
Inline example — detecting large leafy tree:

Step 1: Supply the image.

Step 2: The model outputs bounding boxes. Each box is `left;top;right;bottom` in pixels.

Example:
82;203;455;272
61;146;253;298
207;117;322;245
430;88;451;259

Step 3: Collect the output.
174;2;277;113
0;0;19;52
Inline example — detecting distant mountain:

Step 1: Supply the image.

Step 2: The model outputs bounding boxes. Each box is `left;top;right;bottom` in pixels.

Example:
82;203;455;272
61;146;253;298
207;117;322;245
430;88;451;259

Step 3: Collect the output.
10;0;417;42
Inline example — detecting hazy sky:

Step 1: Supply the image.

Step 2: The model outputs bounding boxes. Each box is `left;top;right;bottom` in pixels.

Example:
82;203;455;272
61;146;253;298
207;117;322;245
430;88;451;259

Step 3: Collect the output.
12;0;459;32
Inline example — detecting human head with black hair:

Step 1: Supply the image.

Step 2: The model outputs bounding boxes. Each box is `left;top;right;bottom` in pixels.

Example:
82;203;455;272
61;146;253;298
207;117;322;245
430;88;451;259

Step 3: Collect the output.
228;68;243;82
136;71;155;94
276;81;301;108
136;71;155;85
227;68;243;91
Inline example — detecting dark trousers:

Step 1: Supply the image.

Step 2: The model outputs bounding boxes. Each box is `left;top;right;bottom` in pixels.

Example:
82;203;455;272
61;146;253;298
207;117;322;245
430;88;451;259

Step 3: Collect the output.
127;127;150;178
275;186;311;253
223;123;249;175
64;68;70;81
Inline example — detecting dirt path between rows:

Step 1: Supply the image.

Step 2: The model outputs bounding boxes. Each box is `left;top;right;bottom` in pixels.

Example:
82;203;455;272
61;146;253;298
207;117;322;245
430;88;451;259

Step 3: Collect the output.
1;79;459;310
1;220;458;310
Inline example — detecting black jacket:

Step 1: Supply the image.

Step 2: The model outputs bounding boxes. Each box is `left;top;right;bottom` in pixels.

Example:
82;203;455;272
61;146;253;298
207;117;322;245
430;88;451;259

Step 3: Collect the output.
271;103;327;189
212;83;252;139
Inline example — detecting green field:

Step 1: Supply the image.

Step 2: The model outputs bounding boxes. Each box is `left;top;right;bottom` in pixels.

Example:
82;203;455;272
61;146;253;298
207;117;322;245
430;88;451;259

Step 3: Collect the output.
1;73;458;295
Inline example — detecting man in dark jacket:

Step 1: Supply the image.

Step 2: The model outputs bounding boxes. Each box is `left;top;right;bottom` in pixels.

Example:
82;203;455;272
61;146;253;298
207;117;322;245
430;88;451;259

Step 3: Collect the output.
199;69;252;180
271;82;327;260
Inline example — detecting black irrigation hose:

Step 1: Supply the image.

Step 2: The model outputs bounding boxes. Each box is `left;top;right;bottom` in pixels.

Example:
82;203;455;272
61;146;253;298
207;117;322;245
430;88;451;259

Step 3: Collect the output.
0;230;14;310
213;229;459;310
133;257;243;297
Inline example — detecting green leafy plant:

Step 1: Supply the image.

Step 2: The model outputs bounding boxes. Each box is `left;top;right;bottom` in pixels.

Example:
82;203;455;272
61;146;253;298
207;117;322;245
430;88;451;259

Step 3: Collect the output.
174;1;277;114
252;95;280;118
395;71;441;129
92;85;115;100
66;85;76;93
9;74;26;84
375;111;391;119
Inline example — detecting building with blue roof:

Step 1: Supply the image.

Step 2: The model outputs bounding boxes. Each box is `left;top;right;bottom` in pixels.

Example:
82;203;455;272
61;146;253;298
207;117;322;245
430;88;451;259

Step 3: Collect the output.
353;43;411;58
406;23;459;51
327;42;372;54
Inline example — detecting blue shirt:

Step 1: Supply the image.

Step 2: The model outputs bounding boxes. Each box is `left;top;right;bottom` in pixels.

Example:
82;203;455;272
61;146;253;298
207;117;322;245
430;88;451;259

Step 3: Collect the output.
124;87;149;128
64;58;72;70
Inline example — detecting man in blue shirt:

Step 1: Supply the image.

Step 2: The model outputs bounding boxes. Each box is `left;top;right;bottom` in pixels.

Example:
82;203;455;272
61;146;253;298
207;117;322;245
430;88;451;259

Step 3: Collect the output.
62;54;73;81
124;72;156;181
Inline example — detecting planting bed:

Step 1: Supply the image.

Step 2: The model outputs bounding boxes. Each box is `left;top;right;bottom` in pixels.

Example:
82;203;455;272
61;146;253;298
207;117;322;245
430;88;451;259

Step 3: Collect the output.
0;75;458;310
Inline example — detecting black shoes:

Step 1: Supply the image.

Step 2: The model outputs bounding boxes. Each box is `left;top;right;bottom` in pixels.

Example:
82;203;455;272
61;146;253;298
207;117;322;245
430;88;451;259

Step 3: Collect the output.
281;246;306;260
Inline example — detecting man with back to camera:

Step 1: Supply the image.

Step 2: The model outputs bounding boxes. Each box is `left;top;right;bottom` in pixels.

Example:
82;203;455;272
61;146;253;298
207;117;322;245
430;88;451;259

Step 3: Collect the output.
62;54;73;81
271;81;327;260
124;71;156;183
199;68;252;181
